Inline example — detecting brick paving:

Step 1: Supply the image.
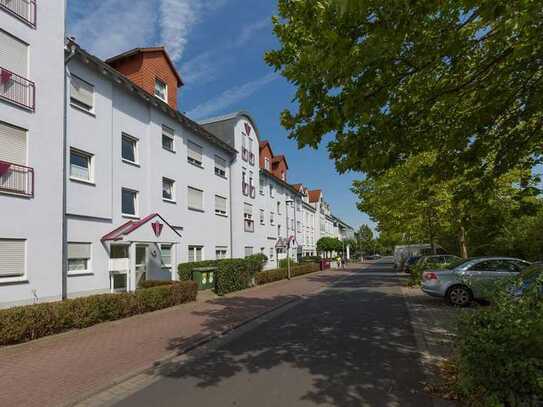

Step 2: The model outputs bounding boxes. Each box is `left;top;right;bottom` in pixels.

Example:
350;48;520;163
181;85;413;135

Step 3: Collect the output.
0;269;351;407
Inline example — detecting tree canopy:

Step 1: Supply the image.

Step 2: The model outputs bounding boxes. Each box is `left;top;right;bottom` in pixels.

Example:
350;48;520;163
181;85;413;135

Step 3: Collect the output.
266;0;543;180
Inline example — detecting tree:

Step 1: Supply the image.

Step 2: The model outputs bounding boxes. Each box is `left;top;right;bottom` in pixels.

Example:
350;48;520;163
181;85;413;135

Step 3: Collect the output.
354;225;374;255
316;237;343;254
266;0;543;180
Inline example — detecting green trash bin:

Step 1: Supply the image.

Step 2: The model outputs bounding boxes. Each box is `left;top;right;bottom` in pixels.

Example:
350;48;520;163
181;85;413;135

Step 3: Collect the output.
192;267;217;290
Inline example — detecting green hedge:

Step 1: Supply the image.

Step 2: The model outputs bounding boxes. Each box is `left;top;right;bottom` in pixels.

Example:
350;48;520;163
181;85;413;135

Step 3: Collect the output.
138;280;174;289
178;254;267;296
0;281;197;346
454;275;543;405
256;262;320;285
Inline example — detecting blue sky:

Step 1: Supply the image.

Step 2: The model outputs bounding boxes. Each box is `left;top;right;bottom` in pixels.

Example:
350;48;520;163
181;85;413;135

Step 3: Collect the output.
67;0;373;232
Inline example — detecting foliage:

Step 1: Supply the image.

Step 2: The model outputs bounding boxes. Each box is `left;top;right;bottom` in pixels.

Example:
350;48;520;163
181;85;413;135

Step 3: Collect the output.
266;0;543;181
301;255;322;263
316;237;343;253
256;262;321;285
138;280;174;289
0;282;198;346
454;275;543;405
278;258;290;269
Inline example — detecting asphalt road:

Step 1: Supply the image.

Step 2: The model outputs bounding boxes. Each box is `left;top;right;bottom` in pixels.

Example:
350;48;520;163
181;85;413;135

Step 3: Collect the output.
114;263;434;407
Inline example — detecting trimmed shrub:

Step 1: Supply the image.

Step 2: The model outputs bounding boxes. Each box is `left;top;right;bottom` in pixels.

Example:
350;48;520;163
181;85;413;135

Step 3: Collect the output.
178;260;218;282
454;275;543;406
256;262;320;285
138;280;174;289
279;258;290;269
301;255;322;263
0;281;197;346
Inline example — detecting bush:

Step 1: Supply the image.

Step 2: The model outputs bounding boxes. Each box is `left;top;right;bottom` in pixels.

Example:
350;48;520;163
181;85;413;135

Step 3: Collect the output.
256;262;320;285
278;258;290;269
138;280;173;289
454;276;543;406
301;255;322;263
0;281;197;346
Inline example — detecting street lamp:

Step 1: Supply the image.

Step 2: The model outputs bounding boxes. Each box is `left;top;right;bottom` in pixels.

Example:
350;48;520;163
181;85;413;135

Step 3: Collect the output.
285;198;297;280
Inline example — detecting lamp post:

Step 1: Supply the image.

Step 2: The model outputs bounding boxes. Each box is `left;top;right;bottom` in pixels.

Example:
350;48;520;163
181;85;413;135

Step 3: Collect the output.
285;198;297;279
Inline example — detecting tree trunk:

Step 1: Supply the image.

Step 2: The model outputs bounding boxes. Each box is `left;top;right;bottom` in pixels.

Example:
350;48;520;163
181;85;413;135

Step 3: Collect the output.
458;225;468;258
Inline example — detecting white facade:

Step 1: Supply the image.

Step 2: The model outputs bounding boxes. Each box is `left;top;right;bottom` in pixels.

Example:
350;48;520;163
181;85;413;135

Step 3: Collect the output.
0;1;66;307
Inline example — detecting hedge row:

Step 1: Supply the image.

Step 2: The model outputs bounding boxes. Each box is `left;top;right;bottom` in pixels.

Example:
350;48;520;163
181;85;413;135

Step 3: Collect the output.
256;262;320;285
178;254;267;295
0;281;198;346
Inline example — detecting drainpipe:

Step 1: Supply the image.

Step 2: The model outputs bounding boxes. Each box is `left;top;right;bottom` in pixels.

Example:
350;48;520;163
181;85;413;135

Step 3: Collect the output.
61;40;77;300
228;154;234;258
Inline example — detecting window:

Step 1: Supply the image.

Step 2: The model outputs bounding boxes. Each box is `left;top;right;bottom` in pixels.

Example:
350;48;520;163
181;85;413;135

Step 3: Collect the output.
269;184;274;198
188;186;203;211
259;178;264;195
70;149;92;182
216;247;227;260
264;157;270;171
215;195;227;216
278;224;281;236
187;140;203;166
0;30;28;76
297;221;302;233
155;78;168;102
270;212;275;225
260;209;265;225
188;245;203;263
0;121;26;165
277;201;281;215
269;247;274;261
121;134;138;164
244;203;254;232
70;75;94;112
215;155;226;177
0;239;25;278
162;177;175;201
121;188;138;216
244;247;253;258
242;169;249;195
160;244;172;270
67;242;91;274
162;126;175;152
281;171;286;181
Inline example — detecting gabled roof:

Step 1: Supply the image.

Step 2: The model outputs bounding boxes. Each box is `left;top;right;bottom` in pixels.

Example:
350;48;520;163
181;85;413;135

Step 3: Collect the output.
106;47;183;87
259;140;274;156
272;154;289;170
308;189;322;203
101;213;181;241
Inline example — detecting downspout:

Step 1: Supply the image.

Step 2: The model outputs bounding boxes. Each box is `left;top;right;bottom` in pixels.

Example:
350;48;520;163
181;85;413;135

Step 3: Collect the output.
62;40;77;300
228;154;234;258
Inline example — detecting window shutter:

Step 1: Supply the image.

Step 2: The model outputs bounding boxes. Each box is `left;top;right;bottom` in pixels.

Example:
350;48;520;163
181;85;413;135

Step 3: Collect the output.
215;195;227;212
215;155;226;171
0;31;27;75
0;121;26;165
0;239;25;277
68;243;91;259
188;187;203;210
187;141;202;163
162;125;174;138
70;76;94;108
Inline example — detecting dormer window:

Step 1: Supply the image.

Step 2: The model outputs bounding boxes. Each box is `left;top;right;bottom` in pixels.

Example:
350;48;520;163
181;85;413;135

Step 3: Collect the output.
154;78;168;102
264;157;270;171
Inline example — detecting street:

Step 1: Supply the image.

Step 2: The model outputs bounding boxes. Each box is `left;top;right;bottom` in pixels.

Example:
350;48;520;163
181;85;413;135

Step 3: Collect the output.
112;263;437;407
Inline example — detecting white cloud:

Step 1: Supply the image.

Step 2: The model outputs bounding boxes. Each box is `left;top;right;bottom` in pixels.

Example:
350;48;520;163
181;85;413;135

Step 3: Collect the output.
181;51;224;86
68;0;156;59
234;17;270;47
159;0;228;62
187;73;278;119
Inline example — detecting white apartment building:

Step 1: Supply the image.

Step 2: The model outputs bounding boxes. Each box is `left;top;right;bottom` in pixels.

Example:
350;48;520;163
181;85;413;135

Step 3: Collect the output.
0;1;66;307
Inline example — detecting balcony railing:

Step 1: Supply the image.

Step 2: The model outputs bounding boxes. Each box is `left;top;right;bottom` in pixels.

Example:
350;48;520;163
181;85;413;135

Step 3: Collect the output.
0;67;35;111
0;160;34;197
0;0;36;27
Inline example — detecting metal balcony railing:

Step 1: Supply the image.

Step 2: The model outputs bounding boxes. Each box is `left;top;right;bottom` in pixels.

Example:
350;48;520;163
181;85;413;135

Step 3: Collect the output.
0;0;36;27
0;67;35;111
0;160;34;197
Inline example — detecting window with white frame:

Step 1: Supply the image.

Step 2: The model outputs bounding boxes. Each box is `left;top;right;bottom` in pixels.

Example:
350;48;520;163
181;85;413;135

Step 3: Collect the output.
162;125;175;152
162;177;175;201
0;239;25;279
67;242;91;274
260;209;265;224
121;134;138;164
269;247;274;261
249;171;254;197
188;186;204;211
264;157;270;171
270;211;275;225
242;169;248;195
215;195;227;216
278;224;281;236
70;75;94;112
215;155;226;177
187;140;203;166
297;221;302;233
121;188;138;216
277;201;281;215
154;78;168;102
244;203;254;232
244;247;253;258
216;246;228;260
269;184;274;197
188;245;203;262
259;178;264;195
0;121;26;166
160;244;172;270
70;149;92;182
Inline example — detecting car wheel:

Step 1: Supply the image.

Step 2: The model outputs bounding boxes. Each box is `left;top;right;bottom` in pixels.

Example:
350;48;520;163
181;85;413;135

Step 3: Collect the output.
446;285;472;307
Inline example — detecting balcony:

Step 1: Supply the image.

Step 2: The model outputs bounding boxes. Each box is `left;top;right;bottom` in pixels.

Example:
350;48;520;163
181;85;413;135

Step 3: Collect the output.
109;258;130;273
0;0;36;27
0;160;34;197
0;67;35;111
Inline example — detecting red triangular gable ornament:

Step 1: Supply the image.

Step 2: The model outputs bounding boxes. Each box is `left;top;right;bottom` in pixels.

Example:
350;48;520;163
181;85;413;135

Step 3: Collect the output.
244;123;251;136
151;221;164;237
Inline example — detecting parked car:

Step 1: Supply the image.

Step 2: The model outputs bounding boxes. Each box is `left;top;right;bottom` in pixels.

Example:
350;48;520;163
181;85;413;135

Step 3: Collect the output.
403;256;421;273
394;244;446;270
365;254;382;260
511;262;543;298
421;257;531;306
417;255;462;270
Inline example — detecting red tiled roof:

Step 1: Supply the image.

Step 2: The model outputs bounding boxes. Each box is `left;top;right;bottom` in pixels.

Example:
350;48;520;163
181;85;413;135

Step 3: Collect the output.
308;189;322;203
272;154;289;169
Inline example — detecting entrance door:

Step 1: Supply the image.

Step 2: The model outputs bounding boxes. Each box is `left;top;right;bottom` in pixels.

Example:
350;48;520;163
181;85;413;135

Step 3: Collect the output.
135;245;147;287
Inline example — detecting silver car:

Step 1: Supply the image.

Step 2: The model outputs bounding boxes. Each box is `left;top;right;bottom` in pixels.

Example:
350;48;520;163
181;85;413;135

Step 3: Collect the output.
421;257;531;306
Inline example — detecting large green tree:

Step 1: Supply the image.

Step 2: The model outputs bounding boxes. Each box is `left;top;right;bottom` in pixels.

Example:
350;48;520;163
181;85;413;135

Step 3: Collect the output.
266;0;543;180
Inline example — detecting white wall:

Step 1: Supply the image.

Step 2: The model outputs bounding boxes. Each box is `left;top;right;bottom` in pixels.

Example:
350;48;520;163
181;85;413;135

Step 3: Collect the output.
0;2;65;307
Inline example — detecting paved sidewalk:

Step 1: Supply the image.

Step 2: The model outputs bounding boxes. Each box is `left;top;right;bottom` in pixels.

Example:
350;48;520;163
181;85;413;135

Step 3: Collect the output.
0;269;350;407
